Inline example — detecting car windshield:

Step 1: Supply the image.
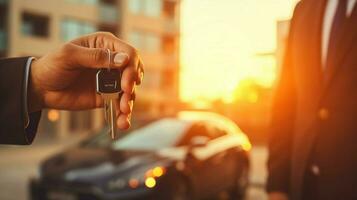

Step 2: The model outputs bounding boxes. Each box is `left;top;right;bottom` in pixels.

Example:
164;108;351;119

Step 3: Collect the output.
82;119;190;150
111;119;190;151
107;119;189;151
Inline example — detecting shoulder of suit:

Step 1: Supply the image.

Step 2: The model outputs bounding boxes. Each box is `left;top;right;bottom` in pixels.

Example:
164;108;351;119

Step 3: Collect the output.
295;0;305;11
292;0;311;17
295;0;318;9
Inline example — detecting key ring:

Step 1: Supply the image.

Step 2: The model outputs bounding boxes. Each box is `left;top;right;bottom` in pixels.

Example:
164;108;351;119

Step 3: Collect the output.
106;49;111;71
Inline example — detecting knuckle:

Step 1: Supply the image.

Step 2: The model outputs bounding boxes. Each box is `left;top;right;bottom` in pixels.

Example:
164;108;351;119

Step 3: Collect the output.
93;49;107;64
125;47;139;61
94;32;116;48
130;47;139;56
106;32;116;37
98;31;115;38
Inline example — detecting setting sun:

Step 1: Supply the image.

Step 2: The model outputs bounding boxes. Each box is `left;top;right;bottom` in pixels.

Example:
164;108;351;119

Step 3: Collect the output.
180;0;299;102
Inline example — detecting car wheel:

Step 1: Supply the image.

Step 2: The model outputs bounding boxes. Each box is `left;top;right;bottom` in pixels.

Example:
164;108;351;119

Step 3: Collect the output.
229;162;249;200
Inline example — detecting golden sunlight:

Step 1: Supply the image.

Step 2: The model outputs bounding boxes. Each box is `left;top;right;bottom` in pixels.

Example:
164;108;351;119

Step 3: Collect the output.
180;0;299;102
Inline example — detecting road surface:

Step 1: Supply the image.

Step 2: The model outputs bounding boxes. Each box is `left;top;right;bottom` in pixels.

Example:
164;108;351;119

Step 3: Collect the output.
0;136;268;200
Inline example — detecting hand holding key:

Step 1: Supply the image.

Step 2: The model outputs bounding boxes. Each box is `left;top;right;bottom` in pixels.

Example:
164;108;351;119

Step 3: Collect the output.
96;50;122;139
28;32;144;130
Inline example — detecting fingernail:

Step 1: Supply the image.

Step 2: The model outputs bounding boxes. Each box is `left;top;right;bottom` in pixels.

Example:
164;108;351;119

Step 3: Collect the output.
128;100;134;112
114;52;129;65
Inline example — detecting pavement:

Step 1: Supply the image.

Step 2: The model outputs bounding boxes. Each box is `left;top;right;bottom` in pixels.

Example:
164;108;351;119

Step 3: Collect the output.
0;135;268;200
0;135;86;200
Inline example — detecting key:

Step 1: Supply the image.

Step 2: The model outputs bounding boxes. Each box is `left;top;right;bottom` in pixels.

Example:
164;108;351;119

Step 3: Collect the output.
96;50;122;140
97;69;121;139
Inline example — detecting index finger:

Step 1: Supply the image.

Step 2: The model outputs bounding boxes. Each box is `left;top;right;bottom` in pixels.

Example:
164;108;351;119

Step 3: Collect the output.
71;32;140;70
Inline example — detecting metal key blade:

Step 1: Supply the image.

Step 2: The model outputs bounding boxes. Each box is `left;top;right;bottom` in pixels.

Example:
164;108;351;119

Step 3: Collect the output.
108;99;117;139
96;54;122;140
104;100;110;123
104;98;117;139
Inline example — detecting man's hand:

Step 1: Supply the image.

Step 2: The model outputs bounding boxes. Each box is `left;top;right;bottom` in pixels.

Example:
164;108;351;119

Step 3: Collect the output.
268;192;289;200
28;32;144;129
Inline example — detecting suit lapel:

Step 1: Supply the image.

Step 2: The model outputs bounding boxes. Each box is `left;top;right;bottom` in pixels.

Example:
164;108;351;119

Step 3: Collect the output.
324;4;357;88
291;0;327;199
297;0;326;148
309;0;326;89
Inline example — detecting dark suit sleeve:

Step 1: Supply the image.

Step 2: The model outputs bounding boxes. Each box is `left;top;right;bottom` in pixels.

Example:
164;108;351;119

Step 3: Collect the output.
0;57;41;145
266;3;301;194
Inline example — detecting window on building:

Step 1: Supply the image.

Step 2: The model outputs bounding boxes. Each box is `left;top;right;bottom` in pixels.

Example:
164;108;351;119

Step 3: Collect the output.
128;0;142;14
0;3;7;53
143;70;161;88
162;35;175;54
129;31;161;53
146;33;161;52
0;30;6;51
61;19;97;41
0;0;8;5
128;31;142;49
161;69;175;90
0;6;6;29
21;12;49;38
143;0;162;17
99;0;119;24
129;0;162;17
163;0;176;18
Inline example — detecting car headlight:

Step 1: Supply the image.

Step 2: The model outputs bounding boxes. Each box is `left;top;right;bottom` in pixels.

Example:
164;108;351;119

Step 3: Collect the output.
107;166;166;191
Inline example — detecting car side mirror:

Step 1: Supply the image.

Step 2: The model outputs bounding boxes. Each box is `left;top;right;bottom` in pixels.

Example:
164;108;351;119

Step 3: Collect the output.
189;136;209;149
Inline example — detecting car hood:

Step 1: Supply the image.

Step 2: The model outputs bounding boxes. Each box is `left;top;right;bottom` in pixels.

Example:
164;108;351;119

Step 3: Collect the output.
40;146;187;185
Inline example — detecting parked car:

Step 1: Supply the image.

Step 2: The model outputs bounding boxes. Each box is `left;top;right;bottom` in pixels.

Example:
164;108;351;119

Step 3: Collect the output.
29;111;251;200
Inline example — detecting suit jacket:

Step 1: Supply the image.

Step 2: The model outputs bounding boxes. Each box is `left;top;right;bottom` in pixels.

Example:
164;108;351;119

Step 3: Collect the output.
267;0;357;199
0;57;41;145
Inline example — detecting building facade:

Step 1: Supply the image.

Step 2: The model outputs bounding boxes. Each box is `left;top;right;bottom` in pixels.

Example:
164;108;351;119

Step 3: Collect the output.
123;0;180;121
0;0;180;137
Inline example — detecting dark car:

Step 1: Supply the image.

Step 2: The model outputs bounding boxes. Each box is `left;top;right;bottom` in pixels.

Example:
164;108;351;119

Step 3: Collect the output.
29;111;252;200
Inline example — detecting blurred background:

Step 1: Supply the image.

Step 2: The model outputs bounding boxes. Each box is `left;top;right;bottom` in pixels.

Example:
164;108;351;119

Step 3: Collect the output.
0;0;299;199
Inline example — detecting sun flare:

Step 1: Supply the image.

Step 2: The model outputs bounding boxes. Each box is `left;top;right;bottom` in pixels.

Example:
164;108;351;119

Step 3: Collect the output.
180;0;299;103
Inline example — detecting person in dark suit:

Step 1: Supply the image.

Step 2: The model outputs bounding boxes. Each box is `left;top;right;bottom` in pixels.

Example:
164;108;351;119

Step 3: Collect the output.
0;32;144;145
267;0;357;200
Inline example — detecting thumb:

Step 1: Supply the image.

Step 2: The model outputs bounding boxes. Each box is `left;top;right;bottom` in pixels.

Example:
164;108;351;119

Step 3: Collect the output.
66;44;129;69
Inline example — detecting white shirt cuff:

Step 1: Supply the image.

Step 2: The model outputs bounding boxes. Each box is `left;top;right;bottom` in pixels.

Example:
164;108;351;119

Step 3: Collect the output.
24;57;35;128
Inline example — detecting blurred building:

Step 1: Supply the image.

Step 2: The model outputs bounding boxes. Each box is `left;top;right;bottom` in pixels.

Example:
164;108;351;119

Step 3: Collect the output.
122;0;180;121
0;0;180;137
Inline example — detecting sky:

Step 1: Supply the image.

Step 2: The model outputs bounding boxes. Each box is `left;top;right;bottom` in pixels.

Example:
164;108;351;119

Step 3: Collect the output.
180;0;299;102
